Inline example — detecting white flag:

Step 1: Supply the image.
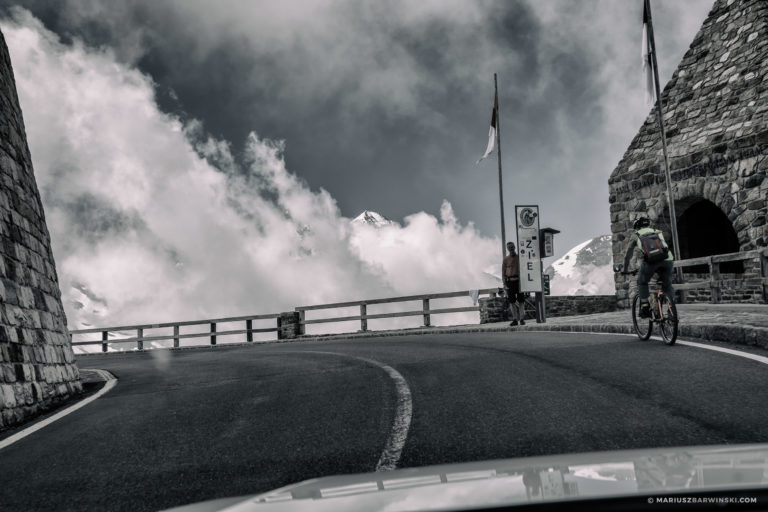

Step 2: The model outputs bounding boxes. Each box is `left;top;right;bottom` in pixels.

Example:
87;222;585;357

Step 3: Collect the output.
477;98;497;164
642;0;656;106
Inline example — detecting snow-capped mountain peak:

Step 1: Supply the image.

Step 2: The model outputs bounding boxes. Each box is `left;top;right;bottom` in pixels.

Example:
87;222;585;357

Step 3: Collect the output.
546;235;614;295
352;210;396;227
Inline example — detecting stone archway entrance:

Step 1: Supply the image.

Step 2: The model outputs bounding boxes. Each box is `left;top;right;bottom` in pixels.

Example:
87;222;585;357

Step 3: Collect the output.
676;199;743;273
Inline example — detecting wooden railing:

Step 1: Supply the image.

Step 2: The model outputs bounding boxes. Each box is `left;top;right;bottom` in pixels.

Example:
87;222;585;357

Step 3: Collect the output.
672;248;768;303
295;288;501;332
69;288;501;353
69;313;280;352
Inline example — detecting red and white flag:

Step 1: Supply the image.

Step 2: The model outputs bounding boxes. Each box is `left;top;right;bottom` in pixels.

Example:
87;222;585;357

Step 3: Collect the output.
477;97;497;164
642;0;656;105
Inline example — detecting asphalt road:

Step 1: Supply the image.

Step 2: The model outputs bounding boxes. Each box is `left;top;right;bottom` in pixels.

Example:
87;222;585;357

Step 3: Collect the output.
2;331;768;511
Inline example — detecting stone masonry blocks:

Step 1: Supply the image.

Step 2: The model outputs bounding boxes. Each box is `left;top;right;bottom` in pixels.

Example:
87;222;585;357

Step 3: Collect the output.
609;0;768;306
0;29;81;431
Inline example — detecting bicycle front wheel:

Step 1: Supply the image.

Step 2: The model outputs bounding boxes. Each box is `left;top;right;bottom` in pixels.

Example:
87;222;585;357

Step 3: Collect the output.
631;295;652;341
658;293;678;345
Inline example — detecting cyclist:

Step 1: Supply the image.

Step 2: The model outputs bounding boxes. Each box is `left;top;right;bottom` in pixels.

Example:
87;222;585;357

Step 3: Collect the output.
621;217;675;318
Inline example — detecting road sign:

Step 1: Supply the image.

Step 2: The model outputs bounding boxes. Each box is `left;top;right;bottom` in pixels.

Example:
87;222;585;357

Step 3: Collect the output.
515;205;542;293
540;227;560;258
543;232;554;258
543;274;551;296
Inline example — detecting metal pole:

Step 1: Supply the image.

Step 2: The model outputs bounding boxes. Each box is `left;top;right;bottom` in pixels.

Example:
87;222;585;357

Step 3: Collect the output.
537;260;546;323
646;0;683;282
495;73;507;263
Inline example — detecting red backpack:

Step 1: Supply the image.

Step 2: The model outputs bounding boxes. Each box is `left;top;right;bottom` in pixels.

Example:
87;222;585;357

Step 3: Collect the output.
638;231;669;263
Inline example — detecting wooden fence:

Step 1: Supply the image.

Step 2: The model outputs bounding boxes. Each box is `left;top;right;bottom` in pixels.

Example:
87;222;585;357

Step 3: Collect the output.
69;313;280;353
672;248;768;303
295;288;501;332
69;288;501;353
69;248;768;353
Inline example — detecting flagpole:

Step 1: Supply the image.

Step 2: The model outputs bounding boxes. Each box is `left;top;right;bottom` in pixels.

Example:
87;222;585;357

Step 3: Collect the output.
494;73;507;262
645;0;683;281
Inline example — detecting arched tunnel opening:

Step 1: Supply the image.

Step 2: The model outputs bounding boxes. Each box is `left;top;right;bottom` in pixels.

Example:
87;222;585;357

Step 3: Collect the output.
675;199;743;273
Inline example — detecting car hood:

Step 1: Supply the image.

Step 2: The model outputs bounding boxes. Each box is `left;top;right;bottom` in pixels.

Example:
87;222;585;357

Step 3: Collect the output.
165;443;768;512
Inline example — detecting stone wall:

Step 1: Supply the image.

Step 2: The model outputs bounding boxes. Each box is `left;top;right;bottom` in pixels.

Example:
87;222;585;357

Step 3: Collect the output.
278;312;304;339
0;30;81;431
609;0;768;307
545;296;618;317
479;297;511;323
479;295;617;323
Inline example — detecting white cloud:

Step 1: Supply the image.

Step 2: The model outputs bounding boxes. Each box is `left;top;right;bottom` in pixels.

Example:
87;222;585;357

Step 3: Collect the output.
2;9;500;332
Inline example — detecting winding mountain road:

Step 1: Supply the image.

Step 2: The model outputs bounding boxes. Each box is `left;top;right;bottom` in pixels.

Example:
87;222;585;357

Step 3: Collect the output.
2;331;768;511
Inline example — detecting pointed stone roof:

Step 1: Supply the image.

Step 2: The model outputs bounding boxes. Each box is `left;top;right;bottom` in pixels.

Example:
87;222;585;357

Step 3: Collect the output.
610;0;768;182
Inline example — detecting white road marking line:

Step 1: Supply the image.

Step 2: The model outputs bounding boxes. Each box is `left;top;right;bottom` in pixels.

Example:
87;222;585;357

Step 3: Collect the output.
369;358;413;472
527;330;768;366
677;339;768;365
303;351;412;472
0;369;117;451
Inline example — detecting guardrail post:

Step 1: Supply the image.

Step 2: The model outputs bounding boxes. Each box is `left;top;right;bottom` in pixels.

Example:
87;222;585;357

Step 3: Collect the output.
422;299;430;327
210;322;216;345
246;319;253;342
677;259;686;305
173;325;179;348
360;304;367;332
101;331;108;353
137;327;144;350
709;257;721;304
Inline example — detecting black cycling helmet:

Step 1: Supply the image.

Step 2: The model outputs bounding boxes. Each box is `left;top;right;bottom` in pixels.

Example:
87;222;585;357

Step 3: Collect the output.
633;217;651;230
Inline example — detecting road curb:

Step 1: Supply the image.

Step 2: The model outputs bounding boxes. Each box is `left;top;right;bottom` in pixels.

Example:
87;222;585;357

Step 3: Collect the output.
0;369;117;451
293;322;768;349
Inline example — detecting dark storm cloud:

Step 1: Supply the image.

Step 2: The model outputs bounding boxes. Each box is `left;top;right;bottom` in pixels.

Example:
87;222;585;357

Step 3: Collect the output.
6;1;548;213
3;0;714;255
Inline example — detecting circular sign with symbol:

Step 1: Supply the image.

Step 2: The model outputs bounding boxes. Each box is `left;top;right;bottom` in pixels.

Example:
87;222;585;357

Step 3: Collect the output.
519;208;538;227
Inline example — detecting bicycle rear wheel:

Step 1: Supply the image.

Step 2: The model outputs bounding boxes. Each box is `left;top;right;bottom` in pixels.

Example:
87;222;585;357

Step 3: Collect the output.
631;295;652;340
658;293;678;345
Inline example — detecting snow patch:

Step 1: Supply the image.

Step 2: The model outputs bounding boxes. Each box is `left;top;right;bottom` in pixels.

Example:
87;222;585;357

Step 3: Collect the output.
352;210;397;228
546;235;615;295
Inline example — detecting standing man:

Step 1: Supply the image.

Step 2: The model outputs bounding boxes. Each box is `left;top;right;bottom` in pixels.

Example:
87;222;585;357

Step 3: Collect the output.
503;241;526;326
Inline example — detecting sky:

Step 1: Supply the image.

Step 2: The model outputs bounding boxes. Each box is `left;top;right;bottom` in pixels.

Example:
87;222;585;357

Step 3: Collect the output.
0;0;715;330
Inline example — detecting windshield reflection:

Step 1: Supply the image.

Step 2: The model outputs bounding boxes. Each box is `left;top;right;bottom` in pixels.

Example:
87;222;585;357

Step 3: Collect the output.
241;446;768;511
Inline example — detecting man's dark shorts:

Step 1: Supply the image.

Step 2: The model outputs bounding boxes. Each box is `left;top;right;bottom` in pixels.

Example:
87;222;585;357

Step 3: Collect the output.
637;259;675;298
504;278;526;303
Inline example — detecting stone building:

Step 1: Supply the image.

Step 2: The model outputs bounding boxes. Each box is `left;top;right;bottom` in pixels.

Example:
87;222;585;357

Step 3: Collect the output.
610;0;768;306
0;29;81;430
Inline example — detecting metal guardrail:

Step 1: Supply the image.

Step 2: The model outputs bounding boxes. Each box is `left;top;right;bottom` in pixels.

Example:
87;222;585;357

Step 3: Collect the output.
69;288;501;352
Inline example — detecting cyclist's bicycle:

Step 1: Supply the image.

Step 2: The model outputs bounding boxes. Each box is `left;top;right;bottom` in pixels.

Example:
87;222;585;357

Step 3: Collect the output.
615;265;678;345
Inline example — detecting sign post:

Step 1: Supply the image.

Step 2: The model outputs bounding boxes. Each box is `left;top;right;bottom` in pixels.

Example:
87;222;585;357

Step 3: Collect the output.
515;205;544;323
